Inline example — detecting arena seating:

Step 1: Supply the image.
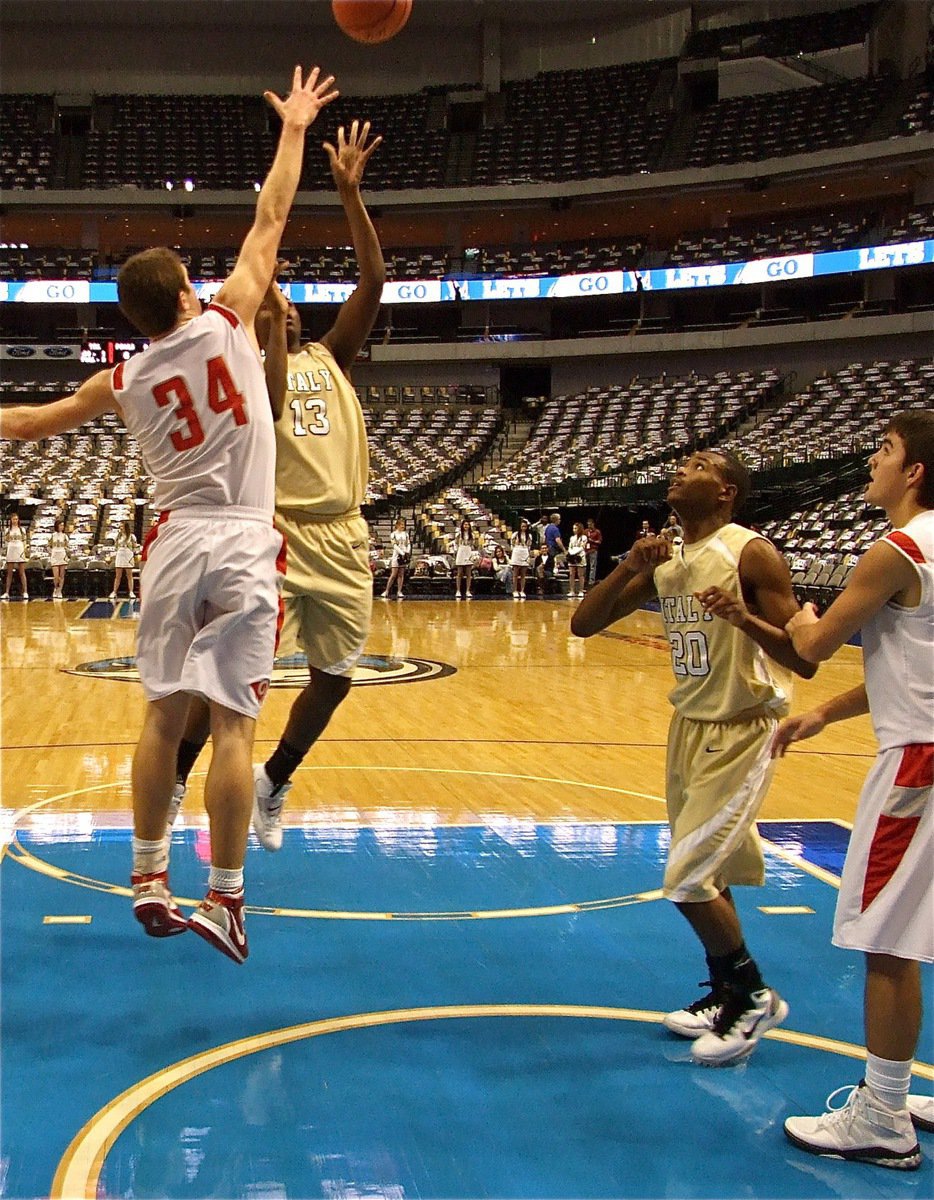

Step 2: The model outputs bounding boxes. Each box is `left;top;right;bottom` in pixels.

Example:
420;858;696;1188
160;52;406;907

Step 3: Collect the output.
365;404;503;502
478;370;781;491
0;95;55;191
5;45;927;193
895;71;934;136
683;77;891;169
717;358;934;470
682;3;878;61
666;209;877;267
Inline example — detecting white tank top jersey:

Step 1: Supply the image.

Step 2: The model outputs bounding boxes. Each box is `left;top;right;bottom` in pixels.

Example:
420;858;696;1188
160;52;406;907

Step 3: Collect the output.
862;510;934;752
110;303;275;516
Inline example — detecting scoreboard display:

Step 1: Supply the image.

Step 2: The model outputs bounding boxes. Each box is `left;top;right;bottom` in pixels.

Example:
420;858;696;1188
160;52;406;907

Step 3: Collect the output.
80;338;148;365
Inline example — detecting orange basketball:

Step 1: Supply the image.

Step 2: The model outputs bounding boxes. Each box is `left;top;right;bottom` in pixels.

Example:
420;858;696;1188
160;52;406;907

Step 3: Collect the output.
331;0;412;44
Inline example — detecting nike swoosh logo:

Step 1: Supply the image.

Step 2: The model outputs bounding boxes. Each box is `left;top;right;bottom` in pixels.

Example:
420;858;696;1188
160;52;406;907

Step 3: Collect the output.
743;1012;766;1039
704;747;720;753
351;542;365;549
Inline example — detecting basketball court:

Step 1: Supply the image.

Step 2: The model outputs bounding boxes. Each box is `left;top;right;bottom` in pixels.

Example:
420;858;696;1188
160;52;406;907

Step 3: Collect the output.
2;597;931;1198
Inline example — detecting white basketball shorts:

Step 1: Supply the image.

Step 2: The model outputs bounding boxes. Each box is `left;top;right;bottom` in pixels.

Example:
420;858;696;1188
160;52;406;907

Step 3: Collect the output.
834;743;933;963
136;506;285;719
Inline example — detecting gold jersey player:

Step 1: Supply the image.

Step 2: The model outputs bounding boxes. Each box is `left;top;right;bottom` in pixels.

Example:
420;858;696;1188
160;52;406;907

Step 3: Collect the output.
173;120;384;850
572;450;816;1065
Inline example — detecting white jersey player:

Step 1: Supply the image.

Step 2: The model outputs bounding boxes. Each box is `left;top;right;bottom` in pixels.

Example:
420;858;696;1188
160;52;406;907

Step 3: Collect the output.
777;410;933;1171
0;66;339;967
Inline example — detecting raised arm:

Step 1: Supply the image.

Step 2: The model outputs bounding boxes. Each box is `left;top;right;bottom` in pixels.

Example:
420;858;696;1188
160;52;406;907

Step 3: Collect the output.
695;537;817;678
319;120;386;371
571;536;667;637
215;66;338;331
255;272;290;420
0;370;117;441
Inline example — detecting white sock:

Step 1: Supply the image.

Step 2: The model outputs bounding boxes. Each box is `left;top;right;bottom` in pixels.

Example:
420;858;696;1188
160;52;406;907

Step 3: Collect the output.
133;836;168;876
866;1052;912;1110
209;866;244;896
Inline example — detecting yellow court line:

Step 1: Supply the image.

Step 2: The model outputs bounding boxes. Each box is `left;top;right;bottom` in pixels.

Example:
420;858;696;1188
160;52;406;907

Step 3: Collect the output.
7;836;665;922
51;1002;934;1200
758;906;815;915
43;915;92;925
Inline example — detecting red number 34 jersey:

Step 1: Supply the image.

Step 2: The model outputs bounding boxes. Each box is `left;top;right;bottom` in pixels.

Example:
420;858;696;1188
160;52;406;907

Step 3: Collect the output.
111;302;275;516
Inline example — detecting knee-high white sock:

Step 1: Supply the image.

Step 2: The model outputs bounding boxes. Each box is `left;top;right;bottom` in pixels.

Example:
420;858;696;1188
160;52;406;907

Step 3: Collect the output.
866;1052;912;1110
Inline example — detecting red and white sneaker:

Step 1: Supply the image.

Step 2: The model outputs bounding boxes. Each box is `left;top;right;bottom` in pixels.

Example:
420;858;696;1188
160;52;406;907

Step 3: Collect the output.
132;870;188;937
187;890;249;964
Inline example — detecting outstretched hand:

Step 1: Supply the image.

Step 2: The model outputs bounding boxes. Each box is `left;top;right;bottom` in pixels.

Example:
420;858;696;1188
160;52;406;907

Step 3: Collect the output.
264;65;339;131
323;119;383;190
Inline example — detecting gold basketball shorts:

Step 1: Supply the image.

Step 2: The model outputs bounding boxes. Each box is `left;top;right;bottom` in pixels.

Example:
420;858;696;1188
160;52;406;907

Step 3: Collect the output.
663;711;778;903
275;510;372;676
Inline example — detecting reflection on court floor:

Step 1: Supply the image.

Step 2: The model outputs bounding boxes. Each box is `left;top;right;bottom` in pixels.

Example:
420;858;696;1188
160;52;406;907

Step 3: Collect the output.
1;819;931;1199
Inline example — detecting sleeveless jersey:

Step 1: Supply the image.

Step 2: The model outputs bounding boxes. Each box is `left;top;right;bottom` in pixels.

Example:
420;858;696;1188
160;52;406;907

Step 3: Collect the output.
862;510;934;751
110;303;275;515
274;342;368;518
653;523;792;721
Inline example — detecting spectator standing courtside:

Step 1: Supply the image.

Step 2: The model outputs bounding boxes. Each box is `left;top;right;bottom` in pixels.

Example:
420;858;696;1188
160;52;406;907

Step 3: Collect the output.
566;521;588;599
510;517;532;600
383;517;410;600
49;518;69;600
1;513;28;600
585;516;602;587
544;512;566;582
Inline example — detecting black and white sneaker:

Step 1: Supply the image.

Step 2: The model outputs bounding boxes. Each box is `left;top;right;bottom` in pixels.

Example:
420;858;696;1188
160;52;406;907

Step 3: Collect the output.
663;981;721;1039
691;985;788;1066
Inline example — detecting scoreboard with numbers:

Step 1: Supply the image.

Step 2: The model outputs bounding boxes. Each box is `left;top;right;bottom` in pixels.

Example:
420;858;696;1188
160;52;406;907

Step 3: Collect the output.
80;338;148;365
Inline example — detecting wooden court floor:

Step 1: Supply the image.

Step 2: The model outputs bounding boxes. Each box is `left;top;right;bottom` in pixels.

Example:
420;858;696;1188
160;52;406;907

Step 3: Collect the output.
0;595;875;829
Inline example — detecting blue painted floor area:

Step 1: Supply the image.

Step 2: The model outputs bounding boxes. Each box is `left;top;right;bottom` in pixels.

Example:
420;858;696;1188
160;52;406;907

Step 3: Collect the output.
2;823;931;1199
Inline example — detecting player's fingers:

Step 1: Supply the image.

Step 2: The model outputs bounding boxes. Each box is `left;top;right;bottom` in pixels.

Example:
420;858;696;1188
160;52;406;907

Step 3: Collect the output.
294;64;306;92
303;65;319;92
315;74;337;97
360;135;382;162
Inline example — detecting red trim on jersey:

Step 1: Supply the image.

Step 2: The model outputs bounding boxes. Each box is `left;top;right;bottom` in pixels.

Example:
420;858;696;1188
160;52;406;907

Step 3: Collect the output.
894;743;934;789
274;527;287;653
885;530;926;564
207;302;239;329
140;511;169;564
861;812;921;911
112;361;126;391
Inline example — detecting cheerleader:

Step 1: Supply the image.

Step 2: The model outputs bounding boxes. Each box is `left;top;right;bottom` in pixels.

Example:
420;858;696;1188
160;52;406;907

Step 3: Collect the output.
452;518;478;600
566;521;588;598
110;521;138;601
49;519;69;600
2;513;28;600
509;518;533;600
382;517;411;600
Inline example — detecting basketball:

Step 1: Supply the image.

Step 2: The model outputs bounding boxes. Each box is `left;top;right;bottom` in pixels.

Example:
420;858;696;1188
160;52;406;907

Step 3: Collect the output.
331;0;412;44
